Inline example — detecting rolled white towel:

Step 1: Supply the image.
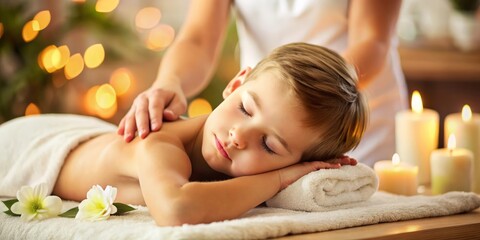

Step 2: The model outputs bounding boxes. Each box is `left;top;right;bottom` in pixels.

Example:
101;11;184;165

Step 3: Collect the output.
266;163;378;211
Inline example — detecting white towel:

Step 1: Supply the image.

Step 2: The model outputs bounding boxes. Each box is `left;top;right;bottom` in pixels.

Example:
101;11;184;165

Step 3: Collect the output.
0;114;116;197
1;191;479;240
266;163;378;211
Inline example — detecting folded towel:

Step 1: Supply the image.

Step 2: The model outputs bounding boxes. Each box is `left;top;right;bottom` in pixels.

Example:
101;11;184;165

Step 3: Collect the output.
0;114;116;197
266;163;378;211
1;191;479;240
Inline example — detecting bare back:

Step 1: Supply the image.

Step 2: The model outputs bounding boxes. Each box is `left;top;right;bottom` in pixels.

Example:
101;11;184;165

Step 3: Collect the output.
52;115;220;205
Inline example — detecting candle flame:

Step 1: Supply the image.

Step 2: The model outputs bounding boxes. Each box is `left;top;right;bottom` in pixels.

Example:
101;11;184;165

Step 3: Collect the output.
447;134;456;151
411;91;423;113
461;105;472;122
392;153;400;165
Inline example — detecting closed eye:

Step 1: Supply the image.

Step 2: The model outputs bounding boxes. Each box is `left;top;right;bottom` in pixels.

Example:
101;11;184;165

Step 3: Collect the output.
238;102;251;117
262;136;276;154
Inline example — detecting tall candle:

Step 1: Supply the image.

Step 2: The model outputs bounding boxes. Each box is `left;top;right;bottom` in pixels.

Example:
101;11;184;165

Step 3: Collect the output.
374;153;418;196
395;91;439;186
444;105;480;193
430;134;473;194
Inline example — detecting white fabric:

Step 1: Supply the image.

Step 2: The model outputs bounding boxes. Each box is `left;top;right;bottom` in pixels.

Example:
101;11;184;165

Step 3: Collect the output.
1;192;479;240
266;163;378;211
0;114;116;197
233;0;409;166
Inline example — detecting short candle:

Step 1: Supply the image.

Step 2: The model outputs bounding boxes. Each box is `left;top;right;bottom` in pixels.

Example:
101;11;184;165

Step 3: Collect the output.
444;105;480;193
430;134;473;195
374;153;418;196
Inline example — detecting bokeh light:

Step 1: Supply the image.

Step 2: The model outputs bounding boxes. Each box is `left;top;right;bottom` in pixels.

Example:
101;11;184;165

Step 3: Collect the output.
38;45;59;73
25;103;41;116
188;98;212;117
135;7;162;29
109;68;133;96
33;10;51;31
96;0;119;13
84;43;105;69
84;85;117;119
146;24;175;51
54;45;71;69
95;83;117;109
22;21;39;42
64;53;85;79
0;23;3;39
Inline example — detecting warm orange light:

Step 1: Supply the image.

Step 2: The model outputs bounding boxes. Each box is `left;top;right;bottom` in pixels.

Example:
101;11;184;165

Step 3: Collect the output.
96;101;117;119
84;85;100;115
146;24;175;51
96;84;117;109
411;90;423;113
84;44;105;69
0;23;4;39
461;105;472;122
22;21;39;42
447;134;456;150
39;45;59;73
25;103;41;116
54;45;71;69
188;98;212;117
109;68;132;96
135;7;162;29
95;0;119;13
33;10;51;31
64;53;84;79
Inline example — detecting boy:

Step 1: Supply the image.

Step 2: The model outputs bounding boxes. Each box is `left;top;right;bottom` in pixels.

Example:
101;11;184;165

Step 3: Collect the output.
0;43;367;226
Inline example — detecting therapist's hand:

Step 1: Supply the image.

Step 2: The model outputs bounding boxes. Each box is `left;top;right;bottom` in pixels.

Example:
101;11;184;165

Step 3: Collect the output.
117;85;187;142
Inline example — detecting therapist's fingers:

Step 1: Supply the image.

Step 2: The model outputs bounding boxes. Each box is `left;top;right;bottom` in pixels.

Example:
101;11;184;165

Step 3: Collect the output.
148;96;166;132
163;96;187;121
135;97;151;139
122;109;138;142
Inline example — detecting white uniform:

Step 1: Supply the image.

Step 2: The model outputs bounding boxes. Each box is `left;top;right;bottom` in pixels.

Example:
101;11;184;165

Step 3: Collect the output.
233;0;408;166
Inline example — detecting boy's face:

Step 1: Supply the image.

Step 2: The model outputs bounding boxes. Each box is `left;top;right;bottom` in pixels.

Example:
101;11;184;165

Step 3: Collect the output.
202;69;319;177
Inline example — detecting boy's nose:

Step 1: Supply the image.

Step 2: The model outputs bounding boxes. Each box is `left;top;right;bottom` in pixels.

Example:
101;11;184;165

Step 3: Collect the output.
229;128;246;149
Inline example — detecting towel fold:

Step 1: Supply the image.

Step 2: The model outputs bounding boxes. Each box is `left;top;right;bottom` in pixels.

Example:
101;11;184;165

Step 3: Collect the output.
0;114;116;197
266;163;378;211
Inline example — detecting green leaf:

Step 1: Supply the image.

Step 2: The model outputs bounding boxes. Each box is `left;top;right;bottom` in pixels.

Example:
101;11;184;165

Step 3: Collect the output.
113;203;136;215
2;199;20;217
59;207;79;218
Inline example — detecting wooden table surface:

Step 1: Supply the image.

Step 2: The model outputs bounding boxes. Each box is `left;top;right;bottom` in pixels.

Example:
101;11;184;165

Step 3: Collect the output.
275;207;480;240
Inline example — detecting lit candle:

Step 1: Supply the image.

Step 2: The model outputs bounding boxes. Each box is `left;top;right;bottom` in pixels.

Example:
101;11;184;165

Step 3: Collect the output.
430;134;473;195
374;153;418;196
444;105;480;193
395;90;439;186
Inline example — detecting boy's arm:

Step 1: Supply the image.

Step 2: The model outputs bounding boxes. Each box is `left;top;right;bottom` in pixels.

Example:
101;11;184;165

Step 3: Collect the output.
135;134;336;226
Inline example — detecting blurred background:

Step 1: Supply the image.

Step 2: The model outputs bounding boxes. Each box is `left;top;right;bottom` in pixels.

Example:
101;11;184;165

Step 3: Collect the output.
0;0;479;146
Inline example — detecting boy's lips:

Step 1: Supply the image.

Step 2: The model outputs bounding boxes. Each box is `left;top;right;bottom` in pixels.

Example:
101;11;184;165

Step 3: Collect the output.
214;135;231;160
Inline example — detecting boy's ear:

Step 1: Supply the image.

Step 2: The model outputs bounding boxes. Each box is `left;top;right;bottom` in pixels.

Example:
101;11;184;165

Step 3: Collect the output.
222;67;252;99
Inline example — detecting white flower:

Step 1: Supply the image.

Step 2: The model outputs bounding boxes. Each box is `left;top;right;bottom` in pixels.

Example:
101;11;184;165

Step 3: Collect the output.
1;201;7;212
76;185;117;221
11;183;62;221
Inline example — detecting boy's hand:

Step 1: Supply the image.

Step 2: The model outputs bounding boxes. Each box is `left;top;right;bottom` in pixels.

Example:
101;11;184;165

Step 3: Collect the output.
277;155;357;191
277;161;341;190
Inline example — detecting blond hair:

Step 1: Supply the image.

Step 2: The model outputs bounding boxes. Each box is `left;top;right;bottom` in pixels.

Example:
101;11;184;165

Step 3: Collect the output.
246;42;368;161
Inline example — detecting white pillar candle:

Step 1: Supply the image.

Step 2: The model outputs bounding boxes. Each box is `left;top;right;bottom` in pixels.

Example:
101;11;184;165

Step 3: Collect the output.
430;134;473;195
444;105;480;193
395;91;439;186
374;153;418;196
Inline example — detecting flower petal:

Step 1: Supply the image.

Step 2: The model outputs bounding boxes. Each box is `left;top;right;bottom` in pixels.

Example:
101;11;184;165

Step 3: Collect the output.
43;196;63;216
33;183;49;198
16;185;34;203
0;201;8;212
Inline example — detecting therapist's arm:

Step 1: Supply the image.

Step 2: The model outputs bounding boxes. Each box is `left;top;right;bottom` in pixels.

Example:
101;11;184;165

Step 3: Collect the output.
118;0;231;141
342;0;402;90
